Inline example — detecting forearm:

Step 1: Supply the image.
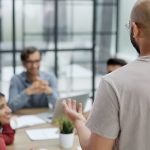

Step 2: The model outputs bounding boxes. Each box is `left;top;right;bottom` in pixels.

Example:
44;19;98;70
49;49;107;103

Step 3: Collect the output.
75;120;91;150
8;90;30;112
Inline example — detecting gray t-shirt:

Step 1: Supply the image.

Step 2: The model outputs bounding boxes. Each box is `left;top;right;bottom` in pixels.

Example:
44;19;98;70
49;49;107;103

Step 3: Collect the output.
86;56;150;150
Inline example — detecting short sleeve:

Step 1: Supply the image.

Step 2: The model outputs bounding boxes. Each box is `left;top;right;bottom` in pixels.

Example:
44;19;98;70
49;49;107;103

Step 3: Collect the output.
86;77;120;139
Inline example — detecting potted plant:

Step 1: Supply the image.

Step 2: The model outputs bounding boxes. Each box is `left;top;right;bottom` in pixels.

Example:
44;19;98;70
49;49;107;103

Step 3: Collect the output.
59;117;74;149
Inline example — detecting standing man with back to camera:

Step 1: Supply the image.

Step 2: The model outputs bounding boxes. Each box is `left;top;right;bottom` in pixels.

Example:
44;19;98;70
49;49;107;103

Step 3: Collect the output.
8;47;59;112
63;0;150;150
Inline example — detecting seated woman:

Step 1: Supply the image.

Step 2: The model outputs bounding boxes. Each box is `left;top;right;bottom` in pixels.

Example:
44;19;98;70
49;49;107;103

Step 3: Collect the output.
0;92;15;150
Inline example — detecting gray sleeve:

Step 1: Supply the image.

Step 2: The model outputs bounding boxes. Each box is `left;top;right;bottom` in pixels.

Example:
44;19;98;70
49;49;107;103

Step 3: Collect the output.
86;77;120;139
47;73;59;108
8;76;30;112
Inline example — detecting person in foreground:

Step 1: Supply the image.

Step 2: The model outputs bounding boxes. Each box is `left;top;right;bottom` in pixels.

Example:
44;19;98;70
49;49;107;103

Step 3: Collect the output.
63;1;150;150
106;58;127;73
0;93;15;150
8;47;59;112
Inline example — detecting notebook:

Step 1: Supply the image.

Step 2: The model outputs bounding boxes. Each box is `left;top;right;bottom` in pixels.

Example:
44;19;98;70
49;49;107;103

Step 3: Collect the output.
26;128;59;140
10;115;46;129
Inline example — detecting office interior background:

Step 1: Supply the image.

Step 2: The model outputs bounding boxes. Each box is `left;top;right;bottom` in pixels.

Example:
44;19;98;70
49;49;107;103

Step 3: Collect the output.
0;0;138;100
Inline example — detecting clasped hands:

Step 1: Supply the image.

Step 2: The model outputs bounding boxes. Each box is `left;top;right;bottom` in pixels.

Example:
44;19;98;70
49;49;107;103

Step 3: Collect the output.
26;78;53;95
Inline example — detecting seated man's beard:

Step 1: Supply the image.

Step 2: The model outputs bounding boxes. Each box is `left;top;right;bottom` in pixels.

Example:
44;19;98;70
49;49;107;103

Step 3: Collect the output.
130;27;140;54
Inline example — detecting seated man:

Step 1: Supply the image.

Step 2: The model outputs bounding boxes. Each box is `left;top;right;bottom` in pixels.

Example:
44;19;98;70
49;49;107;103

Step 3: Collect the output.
106;57;127;73
0;93;15;149
8;47;59;112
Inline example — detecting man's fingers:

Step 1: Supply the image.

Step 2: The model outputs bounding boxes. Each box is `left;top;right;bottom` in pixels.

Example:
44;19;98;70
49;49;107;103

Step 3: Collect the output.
78;103;83;114
62;100;68;111
67;99;72;109
63;99;76;112
72;100;77;111
41;80;48;86
34;77;48;86
62;99;83;114
35;76;41;81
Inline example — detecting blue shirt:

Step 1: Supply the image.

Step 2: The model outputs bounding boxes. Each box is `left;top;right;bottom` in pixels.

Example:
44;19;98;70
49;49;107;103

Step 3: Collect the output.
8;71;59;112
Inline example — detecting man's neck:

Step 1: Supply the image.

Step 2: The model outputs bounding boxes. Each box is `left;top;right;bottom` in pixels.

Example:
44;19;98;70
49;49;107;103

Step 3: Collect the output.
26;73;39;82
139;39;150;56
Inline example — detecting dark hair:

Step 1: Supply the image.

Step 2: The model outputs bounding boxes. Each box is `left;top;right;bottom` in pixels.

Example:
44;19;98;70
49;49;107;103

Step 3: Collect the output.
21;47;41;62
0;92;5;97
107;58;127;66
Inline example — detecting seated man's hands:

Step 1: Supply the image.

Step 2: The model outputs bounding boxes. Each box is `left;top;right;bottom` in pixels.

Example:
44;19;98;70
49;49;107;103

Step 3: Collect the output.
25;79;53;95
62;99;86;127
42;82;53;95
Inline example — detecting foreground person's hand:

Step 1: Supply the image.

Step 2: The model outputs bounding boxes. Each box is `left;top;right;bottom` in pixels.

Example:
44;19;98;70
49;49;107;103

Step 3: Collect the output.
62;99;86;127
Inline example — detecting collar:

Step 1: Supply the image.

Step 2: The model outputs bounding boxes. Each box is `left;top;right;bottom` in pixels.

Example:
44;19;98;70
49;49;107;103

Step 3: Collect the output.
22;71;41;83
137;55;150;62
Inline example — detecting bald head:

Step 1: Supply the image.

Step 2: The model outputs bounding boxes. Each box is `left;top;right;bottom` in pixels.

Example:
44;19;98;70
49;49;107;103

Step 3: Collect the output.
131;0;150;36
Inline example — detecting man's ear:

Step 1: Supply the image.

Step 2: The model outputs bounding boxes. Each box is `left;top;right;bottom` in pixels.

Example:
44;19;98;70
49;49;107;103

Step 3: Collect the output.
132;22;141;38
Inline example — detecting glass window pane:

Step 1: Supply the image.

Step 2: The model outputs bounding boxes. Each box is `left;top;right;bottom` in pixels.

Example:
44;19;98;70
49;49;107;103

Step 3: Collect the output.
15;0;55;50
118;0;138;60
96;5;116;33
58;1;93;49
0;53;13;99
40;51;55;73
95;34;116;74
97;0;117;4
1;0;12;51
58;51;92;95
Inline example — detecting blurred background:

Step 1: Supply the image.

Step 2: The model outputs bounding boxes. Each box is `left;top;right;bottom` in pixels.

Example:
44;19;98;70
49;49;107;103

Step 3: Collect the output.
0;0;138;99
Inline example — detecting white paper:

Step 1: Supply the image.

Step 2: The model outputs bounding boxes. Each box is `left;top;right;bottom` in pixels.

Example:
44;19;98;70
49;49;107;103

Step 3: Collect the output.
26;128;59;140
10;115;46;129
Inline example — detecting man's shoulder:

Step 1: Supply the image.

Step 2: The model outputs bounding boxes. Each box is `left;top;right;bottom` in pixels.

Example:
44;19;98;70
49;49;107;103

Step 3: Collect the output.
106;61;136;77
104;65;127;78
103;60;138;85
40;71;56;78
11;72;26;81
